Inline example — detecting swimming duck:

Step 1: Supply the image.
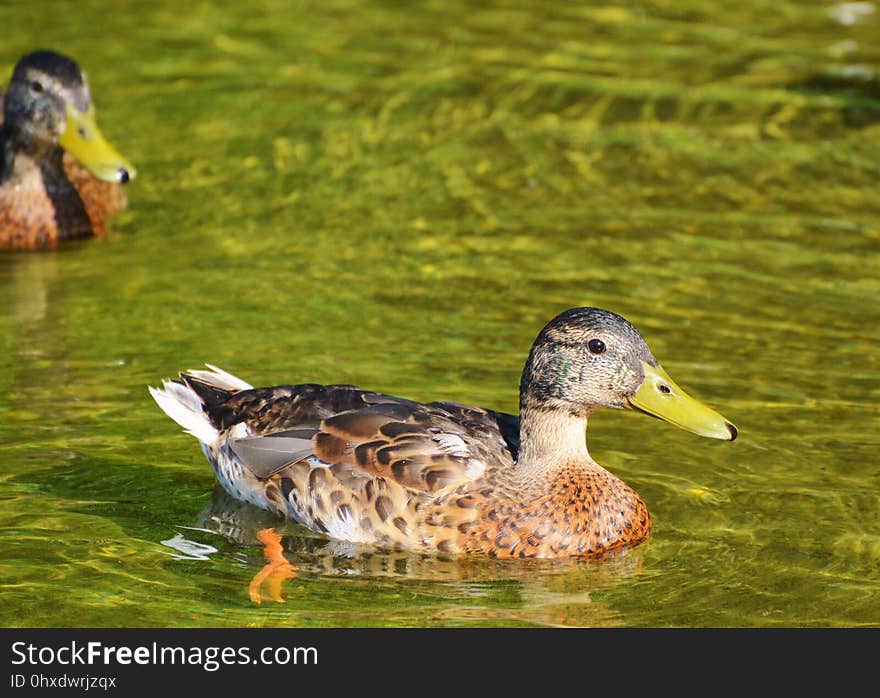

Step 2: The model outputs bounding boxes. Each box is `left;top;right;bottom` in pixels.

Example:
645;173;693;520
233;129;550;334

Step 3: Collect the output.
0;50;135;250
149;307;737;559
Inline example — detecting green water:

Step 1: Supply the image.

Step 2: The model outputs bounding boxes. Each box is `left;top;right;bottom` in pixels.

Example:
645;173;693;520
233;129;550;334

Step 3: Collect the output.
1;0;878;627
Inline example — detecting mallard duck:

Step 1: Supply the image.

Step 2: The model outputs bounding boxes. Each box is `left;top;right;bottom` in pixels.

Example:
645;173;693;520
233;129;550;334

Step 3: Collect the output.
0;50;135;250
150;307;737;559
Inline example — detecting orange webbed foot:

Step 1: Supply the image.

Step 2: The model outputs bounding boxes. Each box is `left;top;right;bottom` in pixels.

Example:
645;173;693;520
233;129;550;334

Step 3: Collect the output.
248;528;298;604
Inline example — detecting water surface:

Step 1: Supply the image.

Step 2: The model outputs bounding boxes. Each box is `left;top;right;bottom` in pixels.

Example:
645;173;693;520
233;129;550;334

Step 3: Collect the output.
1;0;878;627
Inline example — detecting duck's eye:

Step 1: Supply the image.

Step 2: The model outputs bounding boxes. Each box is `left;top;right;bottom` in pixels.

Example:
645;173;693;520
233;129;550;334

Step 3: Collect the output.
588;338;606;354
30;80;44;93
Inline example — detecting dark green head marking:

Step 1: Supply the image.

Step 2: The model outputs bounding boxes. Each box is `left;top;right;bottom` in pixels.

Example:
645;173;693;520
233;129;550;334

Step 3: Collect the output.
519;307;657;415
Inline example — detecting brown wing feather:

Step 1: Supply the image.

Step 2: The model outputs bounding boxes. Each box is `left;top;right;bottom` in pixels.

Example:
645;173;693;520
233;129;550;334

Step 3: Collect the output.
213;384;518;496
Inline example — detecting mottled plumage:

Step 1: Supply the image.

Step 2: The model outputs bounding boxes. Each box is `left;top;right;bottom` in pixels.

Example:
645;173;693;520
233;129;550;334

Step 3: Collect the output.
0;50;134;250
151;308;737;559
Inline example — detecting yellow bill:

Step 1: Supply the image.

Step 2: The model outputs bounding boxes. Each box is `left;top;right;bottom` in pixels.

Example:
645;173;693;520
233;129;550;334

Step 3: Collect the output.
58;104;136;183
628;361;737;441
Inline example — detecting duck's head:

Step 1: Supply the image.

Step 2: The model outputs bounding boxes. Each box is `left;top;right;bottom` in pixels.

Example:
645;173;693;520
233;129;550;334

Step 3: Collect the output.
520;307;737;441
2;50;135;183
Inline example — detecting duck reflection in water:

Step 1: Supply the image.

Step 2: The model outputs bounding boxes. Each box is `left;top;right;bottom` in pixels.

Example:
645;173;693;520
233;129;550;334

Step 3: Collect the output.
164;485;646;620
247;528;298;604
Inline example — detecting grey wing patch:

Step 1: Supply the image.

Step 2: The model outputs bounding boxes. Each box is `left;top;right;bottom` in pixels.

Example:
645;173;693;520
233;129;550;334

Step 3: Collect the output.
263;427;320;439
229;435;315;479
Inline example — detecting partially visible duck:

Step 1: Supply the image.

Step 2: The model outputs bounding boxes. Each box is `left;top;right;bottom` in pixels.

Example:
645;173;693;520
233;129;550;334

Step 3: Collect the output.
150;307;737;559
0;50;135;250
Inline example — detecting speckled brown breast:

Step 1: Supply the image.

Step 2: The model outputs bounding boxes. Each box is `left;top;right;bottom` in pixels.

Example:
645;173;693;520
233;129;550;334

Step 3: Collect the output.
0;153;125;250
63;154;127;238
429;465;652;558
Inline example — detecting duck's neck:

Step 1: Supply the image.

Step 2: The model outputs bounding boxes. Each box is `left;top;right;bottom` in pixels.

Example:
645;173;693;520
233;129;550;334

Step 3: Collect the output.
1;124;65;187
515;402;596;477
